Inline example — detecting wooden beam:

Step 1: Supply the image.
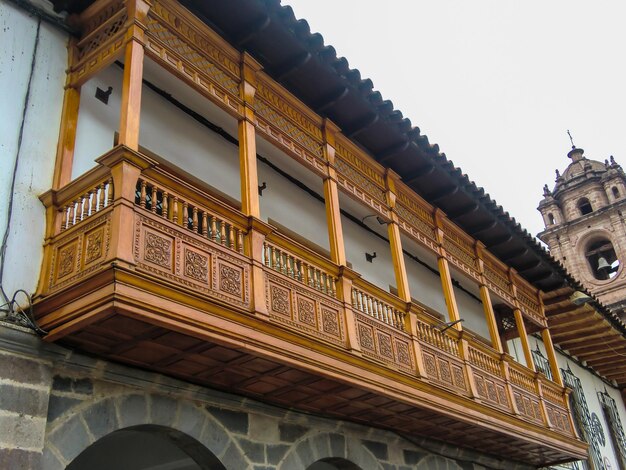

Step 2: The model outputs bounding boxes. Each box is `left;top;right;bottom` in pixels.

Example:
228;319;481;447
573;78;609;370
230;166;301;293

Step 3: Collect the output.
541;328;563;386
514;308;535;370
322;120;346;267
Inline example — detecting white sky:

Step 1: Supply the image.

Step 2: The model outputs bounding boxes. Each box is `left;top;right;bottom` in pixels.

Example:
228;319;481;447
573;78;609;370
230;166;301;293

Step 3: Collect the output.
285;1;626;239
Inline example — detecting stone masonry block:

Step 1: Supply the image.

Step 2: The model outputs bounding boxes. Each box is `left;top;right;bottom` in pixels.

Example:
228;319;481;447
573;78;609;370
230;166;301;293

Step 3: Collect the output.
309;433;330;460
0;353;51;386
328;433;345;459
47;395;83;423
237;438;265;464
0;448;41;470
48;415;90;464
199;416;231;457
278;422;308;442
362;439;389;461
82;398;118;441
220;442;248;470
0;413;46;450
175;403;205;438
267;444;290;465
117;394;148;428
150;394;178;426
0;383;48;416
207;406;249;434
249;413;279;443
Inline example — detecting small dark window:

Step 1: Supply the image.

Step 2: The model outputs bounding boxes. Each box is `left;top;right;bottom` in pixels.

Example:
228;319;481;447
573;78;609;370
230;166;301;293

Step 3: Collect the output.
578;198;593;215
585;239;620;280
612;186;620;198
547;213;555;225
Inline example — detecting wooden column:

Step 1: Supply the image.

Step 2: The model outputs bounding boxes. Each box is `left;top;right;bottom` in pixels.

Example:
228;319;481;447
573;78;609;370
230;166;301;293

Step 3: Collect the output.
322;120;346;266
514;308;535;371
118;0;151;151
238;53;266;316
53;39;81;190
541;327;563;387
475;244;503;352
239;53;262;219
385;171;411;303
434;211;462;329
322;122;359;351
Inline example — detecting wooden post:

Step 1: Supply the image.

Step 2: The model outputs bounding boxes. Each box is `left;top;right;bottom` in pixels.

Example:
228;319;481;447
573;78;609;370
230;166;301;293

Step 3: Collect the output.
322;120;346;266
53;39;81;189
514;308;535;371
239;53;262;218
118;0;151;151
541;327;564;386
386;171;411;303
338;266;362;353
475;244;503;352
434;210;462;330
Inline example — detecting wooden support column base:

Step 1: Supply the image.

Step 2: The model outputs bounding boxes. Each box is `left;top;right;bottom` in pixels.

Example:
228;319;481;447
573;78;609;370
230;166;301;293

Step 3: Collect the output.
407;308;427;378
536;378;554;429
459;333;480;400
247;217;273;317
338;267;362;354
502;358;521;415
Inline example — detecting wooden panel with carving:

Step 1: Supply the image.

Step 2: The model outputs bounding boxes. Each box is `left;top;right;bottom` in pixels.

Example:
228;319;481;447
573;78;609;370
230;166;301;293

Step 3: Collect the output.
441;219;480;282
468;344;510;411
255;73;326;175
481;252;515;305
394;185;438;251
48;211;112;293
508;363;544;425
355;312;416;374
134;211;250;309
333;135;389;218
265;271;345;346
70;0;127;85
144;0;243;116
541;380;574;435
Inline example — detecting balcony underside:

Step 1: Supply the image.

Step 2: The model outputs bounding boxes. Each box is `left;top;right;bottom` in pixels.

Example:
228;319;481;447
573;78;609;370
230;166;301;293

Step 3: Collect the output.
35;265;586;466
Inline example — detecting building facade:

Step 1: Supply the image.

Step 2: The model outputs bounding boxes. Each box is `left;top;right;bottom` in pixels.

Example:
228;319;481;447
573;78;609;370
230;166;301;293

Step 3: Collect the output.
538;147;626;319
1;0;626;469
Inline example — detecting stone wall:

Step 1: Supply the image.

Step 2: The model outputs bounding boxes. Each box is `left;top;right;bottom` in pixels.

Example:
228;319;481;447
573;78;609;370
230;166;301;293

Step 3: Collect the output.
0;323;532;470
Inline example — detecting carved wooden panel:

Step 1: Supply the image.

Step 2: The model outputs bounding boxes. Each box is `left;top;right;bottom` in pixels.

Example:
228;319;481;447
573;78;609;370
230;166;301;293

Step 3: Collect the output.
420;345;468;394
545;403;573;435
512;387;543;424
135;213;249;308
266;271;344;346
144;0;242;115
395;202;438;252
49;213;112;292
355;312;415;375
473;372;510;411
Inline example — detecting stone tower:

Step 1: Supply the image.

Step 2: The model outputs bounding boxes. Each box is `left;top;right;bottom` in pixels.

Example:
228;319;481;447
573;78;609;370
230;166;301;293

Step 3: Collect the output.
538;146;626;318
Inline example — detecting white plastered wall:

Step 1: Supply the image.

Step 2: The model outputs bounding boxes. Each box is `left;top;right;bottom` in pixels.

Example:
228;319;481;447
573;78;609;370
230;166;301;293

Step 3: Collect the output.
511;336;626;469
0;2;67;299
257;160;329;251
72;63;242;201
342;215;396;292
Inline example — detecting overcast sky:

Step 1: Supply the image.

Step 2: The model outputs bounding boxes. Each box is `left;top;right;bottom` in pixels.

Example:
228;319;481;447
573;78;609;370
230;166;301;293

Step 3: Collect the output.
285;1;626;240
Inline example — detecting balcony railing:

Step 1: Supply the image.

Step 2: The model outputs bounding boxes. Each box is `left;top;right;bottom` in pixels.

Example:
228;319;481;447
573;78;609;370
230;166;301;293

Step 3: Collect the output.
34;145;584;465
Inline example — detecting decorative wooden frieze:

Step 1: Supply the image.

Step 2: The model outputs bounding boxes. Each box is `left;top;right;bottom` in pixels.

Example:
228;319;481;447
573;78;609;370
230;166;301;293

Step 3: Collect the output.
48;212;112;292
143;0;242;115
354;311;415;374
134;213;250;308
265;271;344;346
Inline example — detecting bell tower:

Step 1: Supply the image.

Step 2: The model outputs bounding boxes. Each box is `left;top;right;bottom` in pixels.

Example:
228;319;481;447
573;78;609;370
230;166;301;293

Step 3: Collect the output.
538;146;626;319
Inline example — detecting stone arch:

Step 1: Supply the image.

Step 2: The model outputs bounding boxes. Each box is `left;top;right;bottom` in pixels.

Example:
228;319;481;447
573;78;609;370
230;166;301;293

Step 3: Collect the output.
577;230;622;282
66;424;226;470
42;393;247;470
277;431;383;470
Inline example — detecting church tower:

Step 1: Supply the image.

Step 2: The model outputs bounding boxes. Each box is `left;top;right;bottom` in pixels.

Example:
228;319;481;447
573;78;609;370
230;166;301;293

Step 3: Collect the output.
538;146;626;318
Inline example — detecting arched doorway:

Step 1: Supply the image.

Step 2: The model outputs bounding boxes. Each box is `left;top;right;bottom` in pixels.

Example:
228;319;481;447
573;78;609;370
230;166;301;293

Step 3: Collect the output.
67;425;226;470
307;458;363;470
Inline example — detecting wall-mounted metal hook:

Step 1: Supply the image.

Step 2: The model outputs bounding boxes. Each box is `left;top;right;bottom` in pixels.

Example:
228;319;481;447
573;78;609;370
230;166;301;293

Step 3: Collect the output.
95;86;113;104
365;251;377;263
258;182;267;196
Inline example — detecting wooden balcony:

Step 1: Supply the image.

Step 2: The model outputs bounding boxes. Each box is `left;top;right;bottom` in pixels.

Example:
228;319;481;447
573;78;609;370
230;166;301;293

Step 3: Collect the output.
34;145;587;466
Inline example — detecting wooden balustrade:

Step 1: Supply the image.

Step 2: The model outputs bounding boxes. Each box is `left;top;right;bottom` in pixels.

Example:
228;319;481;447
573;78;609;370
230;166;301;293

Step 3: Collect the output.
135;177;245;254
508;362;537;393
415;317;460;356
351;287;405;330
468;342;503;377
60;177;113;231
262;241;338;299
